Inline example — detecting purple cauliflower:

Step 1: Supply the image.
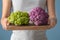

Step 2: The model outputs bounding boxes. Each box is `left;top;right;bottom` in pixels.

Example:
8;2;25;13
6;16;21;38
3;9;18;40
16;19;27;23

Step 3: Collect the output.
29;7;49;26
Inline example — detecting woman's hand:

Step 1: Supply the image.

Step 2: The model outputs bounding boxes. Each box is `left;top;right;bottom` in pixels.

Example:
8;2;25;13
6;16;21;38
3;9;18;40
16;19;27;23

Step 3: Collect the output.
1;17;9;30
48;17;57;29
1;0;12;30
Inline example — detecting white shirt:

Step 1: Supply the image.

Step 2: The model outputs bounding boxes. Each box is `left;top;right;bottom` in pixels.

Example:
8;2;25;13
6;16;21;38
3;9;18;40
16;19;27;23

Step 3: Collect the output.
12;0;46;12
11;0;47;40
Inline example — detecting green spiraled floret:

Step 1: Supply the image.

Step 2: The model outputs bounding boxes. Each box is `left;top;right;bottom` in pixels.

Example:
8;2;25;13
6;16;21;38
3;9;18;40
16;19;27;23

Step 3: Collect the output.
8;11;29;26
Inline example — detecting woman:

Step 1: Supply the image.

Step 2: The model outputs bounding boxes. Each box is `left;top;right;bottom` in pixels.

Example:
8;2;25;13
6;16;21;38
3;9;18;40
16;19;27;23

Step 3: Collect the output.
1;0;57;40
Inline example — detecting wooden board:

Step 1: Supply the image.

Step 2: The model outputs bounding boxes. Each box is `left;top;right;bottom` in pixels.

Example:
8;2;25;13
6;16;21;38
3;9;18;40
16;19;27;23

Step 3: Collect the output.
0;19;52;30
6;24;51;30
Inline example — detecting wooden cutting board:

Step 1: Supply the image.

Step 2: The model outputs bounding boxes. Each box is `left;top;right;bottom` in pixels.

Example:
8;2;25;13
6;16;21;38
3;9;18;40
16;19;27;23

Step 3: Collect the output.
0;19;52;30
6;24;51;30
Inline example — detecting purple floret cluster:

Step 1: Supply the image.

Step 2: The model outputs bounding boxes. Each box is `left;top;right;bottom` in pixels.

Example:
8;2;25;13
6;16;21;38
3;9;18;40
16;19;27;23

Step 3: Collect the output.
29;7;49;26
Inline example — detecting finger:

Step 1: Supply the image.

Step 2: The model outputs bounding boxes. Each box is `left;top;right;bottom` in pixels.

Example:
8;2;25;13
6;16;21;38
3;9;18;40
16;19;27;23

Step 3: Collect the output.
5;18;9;25
1;18;8;30
4;18;8;25
7;21;9;25
50;19;57;28
48;18;50;24
4;18;8;28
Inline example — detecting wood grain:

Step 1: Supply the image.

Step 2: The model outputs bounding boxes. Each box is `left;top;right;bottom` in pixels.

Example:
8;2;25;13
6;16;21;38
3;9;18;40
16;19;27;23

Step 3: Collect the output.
6;24;51;30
